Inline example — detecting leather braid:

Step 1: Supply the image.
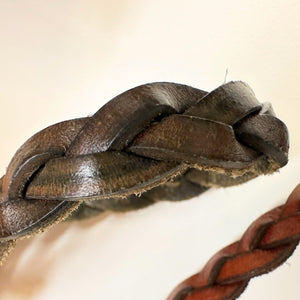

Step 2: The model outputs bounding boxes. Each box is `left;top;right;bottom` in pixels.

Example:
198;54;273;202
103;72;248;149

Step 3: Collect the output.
0;81;292;298
167;183;300;300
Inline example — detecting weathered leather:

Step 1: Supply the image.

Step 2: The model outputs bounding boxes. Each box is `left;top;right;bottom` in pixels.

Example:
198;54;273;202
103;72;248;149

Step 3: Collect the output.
0;81;294;299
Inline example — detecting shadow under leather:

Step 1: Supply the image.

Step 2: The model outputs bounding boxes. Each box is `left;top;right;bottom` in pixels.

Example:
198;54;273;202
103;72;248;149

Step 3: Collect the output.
0;212;110;300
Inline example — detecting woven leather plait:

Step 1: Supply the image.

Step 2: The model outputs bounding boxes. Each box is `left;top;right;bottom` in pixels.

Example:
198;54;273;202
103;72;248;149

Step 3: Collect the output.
0;81;292;298
167;183;300;300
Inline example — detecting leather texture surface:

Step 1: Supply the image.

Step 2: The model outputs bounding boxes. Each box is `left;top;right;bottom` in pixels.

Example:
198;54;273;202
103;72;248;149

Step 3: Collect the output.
0;81;294;300
167;184;300;300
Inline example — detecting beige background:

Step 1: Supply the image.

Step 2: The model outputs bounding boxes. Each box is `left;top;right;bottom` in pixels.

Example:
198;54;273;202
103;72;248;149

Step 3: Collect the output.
0;1;299;299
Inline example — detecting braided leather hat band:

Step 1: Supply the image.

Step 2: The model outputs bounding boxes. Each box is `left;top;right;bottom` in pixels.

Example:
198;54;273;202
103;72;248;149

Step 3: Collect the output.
0;81;297;300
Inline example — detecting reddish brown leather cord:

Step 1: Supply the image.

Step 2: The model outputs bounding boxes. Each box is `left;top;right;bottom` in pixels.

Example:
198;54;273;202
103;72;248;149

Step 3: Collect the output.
0;80;294;299
167;184;300;300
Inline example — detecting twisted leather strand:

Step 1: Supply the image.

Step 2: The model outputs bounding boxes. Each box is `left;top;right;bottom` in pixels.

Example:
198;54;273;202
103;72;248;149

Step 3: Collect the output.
167;183;300;300
0;81;292;298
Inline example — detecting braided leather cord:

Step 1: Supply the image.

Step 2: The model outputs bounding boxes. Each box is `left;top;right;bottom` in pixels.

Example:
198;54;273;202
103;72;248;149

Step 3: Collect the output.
0;81;292;298
167;183;300;300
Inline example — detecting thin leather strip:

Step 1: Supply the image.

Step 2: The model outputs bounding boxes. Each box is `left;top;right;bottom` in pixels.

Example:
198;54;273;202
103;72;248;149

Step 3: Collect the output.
26;152;182;201
66;82;207;155
2;118;88;201
234;113;289;166
129;115;260;168
183;81;261;125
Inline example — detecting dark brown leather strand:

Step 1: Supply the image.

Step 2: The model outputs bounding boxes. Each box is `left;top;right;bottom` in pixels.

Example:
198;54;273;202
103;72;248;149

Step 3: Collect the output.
0;81;289;240
0;81;292;299
167;184;300;300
